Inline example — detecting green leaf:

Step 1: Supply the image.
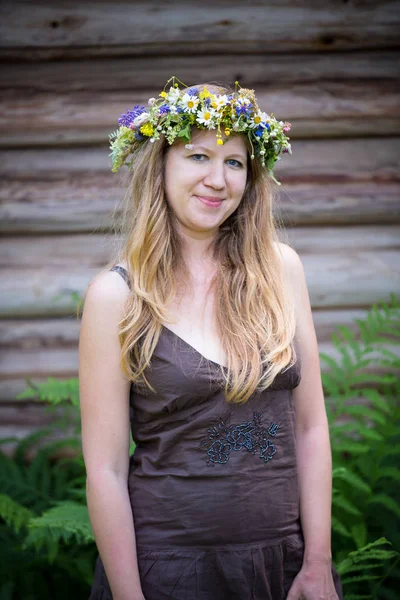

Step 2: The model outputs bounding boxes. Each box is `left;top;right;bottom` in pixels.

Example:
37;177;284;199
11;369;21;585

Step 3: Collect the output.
0;494;34;533
341;574;381;584
332;493;362;516
377;467;400;482
351;523;367;549
331;515;352;538
368;494;400;519
332;467;371;494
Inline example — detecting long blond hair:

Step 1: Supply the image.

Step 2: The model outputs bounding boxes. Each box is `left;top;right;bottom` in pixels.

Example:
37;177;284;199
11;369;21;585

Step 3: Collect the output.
103;82;297;404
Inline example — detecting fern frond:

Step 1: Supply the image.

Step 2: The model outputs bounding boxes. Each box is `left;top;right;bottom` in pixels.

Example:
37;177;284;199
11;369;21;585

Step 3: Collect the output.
332;492;362;516
331;515;352;538
23;501;94;560
337;538;397;576
0;494;34;533
332;467;371;494
376;467;400;483
17;378;79;406
341;574;381;584
368;494;400;519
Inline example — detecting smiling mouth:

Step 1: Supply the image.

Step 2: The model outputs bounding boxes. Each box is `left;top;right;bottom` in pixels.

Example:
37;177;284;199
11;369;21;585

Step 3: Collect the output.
196;195;225;206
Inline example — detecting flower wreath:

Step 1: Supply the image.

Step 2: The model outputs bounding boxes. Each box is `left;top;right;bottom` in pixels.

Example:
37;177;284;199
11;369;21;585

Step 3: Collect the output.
109;77;292;185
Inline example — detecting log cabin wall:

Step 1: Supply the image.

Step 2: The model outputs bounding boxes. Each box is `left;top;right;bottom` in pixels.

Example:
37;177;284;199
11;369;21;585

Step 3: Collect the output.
0;1;400;446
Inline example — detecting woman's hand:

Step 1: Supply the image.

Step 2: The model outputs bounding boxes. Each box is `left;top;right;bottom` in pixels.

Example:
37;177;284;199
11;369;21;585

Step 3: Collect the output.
286;560;339;600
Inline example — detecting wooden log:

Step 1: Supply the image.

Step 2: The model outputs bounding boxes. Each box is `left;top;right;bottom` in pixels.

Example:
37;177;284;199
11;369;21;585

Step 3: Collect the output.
0;403;64;426
1;138;399;183
3;253;396;316
1;51;399;93
1;338;398;404
0;226;399;316
1;180;399;233
1;227;399;269
0;309;371;355
1;81;399;146
1;1;399;59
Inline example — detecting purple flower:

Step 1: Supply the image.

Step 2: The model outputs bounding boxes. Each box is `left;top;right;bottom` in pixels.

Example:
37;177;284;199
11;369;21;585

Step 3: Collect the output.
188;88;199;96
118;105;147;127
236;104;252;117
159;104;170;114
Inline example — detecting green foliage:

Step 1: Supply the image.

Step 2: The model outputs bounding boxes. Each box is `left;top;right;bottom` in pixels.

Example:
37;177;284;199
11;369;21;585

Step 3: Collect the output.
17;378;79;406
324;293;400;598
0;429;96;599
1;294;399;599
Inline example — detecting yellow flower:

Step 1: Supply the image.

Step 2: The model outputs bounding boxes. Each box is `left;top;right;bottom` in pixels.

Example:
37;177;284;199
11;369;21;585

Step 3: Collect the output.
225;129;231;136
159;91;167;98
199;85;211;100
217;139;224;145
140;123;155;137
254;116;262;124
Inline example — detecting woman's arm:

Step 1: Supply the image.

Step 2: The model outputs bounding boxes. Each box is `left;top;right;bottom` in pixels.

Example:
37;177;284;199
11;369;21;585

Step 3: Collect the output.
280;244;338;599
79;271;145;600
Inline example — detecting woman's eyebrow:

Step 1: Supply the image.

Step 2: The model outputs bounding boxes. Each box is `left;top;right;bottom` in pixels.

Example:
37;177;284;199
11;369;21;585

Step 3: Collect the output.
188;144;246;160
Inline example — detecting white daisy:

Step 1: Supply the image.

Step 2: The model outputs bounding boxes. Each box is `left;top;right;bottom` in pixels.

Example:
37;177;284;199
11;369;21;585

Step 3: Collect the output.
166;86;181;104
210;94;229;112
249;110;270;128
180;93;200;114
196;107;217;128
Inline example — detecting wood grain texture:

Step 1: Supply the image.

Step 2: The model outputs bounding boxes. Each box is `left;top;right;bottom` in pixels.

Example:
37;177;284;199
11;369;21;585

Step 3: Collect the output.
1;1;400;59
1;80;399;147
1;180;399;233
1;51;399;93
1;311;398;403
1;226;399;317
1;227;399;269
0;254;398;315
1;138;399;183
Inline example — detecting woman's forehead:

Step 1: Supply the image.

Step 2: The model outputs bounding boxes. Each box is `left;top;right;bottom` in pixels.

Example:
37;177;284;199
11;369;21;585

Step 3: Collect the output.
187;129;248;155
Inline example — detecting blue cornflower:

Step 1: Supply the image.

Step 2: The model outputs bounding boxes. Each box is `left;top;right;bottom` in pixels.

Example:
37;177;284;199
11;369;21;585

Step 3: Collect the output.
236;104;252;117
159;104;170;114
134;132;145;141
188;88;199;96
254;126;265;138
118;105;146;127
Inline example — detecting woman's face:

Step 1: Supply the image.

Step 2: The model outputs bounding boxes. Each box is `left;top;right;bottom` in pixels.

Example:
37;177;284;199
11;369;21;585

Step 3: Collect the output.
164;129;248;239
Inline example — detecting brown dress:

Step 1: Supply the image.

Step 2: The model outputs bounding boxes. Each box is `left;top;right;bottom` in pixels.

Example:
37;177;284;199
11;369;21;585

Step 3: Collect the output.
89;265;343;600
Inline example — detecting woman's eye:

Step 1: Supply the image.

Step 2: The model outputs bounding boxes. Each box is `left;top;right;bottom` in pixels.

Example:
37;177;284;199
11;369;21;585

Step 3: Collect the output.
227;159;243;168
190;155;243;168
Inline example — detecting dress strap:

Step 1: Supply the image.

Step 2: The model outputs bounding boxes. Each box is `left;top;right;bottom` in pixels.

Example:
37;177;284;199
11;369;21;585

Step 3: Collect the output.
110;265;132;290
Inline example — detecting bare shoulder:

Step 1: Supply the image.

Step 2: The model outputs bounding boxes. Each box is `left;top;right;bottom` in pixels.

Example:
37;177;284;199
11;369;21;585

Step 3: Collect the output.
273;241;304;287
84;267;131;313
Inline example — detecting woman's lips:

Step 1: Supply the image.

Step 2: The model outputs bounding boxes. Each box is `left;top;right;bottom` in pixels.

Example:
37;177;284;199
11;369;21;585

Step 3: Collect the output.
196;195;224;207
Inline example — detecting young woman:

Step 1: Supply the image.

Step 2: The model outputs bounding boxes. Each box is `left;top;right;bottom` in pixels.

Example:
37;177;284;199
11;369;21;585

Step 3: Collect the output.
79;79;343;600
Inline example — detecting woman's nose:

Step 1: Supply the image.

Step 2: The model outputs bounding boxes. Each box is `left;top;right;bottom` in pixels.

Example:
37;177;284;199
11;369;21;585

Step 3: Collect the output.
203;160;226;189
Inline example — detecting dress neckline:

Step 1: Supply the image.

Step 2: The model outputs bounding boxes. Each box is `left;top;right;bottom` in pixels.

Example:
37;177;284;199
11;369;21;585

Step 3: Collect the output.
161;324;228;370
